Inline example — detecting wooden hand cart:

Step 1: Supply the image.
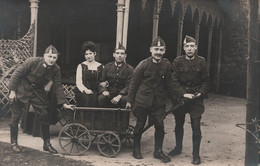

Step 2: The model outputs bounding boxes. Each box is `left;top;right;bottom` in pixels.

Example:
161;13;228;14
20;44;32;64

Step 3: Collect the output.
58;107;133;157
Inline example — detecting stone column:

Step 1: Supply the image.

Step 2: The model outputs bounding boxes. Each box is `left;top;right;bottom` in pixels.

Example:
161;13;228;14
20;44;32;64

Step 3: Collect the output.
29;0;39;57
206;24;213;72
195;22;200;49
152;0;160;40
65;23;70;65
116;0;125;48
122;0;130;48
177;17;184;57
216;30;223;92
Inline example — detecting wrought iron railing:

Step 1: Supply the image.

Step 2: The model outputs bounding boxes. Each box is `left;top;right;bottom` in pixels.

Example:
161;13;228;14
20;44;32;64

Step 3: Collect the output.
236;118;260;153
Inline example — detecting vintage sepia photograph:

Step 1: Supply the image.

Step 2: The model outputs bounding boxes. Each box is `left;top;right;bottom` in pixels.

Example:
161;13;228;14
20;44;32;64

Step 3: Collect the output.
0;0;259;165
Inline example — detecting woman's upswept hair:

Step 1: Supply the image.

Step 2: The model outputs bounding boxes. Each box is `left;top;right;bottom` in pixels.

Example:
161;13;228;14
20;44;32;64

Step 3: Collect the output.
82;41;96;54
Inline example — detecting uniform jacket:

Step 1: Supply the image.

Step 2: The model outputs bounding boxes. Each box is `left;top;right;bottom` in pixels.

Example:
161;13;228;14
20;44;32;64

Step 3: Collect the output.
127;57;173;108
99;62;134;96
9;57;66;104
171;55;210;97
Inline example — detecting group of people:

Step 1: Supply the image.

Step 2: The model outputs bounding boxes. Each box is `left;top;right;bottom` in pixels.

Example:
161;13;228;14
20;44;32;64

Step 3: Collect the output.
8;35;209;165
75;41;134;109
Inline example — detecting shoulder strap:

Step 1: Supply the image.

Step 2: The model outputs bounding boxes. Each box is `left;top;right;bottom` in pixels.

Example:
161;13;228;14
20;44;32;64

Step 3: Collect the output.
81;63;88;85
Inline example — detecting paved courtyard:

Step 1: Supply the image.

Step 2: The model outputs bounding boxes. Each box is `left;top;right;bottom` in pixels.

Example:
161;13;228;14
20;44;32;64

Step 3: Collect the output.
0;94;248;166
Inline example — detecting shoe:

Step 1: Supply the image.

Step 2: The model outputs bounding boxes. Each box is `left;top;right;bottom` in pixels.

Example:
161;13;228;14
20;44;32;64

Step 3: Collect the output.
133;148;143;159
43;142;58;154
192;156;201;165
168;147;182;156
11;143;22;153
154;150;171;163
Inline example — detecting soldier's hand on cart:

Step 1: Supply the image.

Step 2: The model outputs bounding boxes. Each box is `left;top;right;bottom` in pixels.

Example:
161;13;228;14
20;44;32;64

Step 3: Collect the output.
125;102;131;110
183;93;195;99
84;89;93;95
102;91;110;96
111;95;122;104
194;92;202;98
63;103;75;110
8;90;17;103
100;81;108;88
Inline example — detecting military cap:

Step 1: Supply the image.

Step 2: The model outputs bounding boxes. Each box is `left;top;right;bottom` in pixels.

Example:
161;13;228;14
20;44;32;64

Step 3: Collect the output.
151;36;166;47
183;35;196;45
44;45;59;54
116;42;126;50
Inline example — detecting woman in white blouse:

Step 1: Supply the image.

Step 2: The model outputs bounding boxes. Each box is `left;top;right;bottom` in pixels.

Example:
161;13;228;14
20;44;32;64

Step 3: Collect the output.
75;41;103;107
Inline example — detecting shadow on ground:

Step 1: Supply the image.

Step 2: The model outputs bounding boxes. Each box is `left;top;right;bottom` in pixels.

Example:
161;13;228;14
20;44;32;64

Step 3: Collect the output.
0;141;93;166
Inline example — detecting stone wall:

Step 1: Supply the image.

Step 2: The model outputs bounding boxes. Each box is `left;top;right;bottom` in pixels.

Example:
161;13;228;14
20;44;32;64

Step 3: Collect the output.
219;0;249;97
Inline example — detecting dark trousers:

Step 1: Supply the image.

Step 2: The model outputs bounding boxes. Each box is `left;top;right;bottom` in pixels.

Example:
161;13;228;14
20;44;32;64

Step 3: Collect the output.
133;102;165;138
174;113;202;157
10;96;49;128
10;96;51;144
98;93;127;108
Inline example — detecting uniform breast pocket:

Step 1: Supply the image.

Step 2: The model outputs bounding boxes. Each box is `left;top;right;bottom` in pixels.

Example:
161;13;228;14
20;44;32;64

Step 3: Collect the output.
144;72;152;77
159;71;167;79
107;72;114;81
191;68;201;77
28;73;41;80
179;67;188;73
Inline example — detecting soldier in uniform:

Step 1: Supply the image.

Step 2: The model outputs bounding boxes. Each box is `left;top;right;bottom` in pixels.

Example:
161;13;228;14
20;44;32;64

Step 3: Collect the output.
98;43;134;108
8;45;74;153
168;35;210;165
126;37;173;163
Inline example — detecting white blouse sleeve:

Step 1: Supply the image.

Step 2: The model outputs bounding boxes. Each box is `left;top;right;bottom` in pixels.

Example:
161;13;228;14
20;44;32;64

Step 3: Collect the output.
76;64;88;93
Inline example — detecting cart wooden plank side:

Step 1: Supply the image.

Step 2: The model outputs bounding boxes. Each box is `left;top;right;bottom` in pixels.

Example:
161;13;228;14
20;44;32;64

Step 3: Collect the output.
58;107;133;157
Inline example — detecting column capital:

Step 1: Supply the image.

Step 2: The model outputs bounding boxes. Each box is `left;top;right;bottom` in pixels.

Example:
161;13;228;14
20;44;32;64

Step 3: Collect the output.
29;0;39;8
208;22;214;30
116;3;125;12
153;11;160;19
178;19;184;24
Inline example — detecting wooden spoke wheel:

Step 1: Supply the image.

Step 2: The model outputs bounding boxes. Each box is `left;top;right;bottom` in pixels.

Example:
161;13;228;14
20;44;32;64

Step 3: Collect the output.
59;123;91;155
97;131;121;157
121;125;134;146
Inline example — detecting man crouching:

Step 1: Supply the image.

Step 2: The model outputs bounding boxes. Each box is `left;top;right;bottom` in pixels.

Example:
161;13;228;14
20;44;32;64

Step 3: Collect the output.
8;45;74;153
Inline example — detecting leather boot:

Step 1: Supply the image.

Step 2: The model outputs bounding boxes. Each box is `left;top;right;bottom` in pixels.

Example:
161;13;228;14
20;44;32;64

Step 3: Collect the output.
10;124;22;153
43;140;58;154
168;128;183;156
133;133;143;159
192;135;201;165
154;132;171;163
42;124;58;154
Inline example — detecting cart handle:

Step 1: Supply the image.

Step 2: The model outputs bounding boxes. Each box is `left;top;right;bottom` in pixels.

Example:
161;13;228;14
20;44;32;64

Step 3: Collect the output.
71;106;129;112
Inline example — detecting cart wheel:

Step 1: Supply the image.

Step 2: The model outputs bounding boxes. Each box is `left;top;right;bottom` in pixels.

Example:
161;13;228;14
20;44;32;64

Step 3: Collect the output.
121;125;134;146
97;131;121;157
59;123;91;155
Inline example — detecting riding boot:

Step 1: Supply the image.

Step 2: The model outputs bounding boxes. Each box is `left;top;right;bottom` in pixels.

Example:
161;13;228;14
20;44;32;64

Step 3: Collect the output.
154;132;171;163
41;124;57;154
168;128;183;156
192;135;201;165
10;124;22;153
133;133;143;159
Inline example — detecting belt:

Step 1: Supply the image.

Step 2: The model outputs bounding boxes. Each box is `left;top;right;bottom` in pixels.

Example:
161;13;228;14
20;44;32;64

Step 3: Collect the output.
183;82;197;87
25;77;43;90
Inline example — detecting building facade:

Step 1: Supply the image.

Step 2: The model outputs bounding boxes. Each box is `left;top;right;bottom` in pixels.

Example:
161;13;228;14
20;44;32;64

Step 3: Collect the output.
0;0;249;97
